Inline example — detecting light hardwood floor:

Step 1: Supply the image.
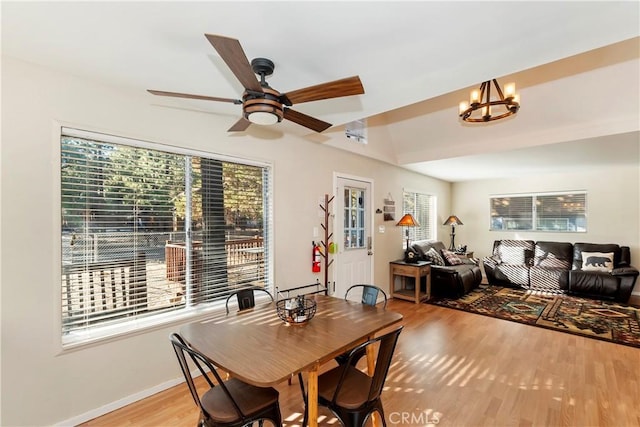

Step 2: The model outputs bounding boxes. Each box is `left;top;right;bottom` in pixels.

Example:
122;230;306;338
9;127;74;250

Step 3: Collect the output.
81;298;640;427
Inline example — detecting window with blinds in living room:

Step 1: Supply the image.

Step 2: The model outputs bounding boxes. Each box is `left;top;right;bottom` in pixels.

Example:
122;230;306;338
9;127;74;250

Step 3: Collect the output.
60;128;272;347
490;192;586;232
402;190;436;242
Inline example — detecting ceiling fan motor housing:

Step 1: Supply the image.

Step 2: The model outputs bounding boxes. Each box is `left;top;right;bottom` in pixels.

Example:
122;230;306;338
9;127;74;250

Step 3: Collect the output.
251;57;275;77
242;87;284;124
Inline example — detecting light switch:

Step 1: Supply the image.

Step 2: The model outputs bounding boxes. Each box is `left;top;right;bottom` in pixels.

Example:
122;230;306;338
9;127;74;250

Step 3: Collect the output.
378;225;385;233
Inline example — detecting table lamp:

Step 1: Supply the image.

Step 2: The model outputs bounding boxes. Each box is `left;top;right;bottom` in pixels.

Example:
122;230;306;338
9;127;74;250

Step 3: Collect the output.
396;213;420;262
443;215;463;251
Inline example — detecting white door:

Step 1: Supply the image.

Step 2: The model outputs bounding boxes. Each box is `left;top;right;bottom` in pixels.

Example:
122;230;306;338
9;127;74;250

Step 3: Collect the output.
334;175;373;301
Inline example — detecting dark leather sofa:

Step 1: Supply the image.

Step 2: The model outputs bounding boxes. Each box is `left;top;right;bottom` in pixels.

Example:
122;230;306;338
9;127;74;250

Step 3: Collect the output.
482;240;638;303
410;240;482;298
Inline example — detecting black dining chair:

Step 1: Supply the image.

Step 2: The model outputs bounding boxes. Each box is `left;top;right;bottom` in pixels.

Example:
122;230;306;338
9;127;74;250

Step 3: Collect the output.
335;284;389;367
301;326;403;427
225;286;274;314
344;284;388;309
170;333;282;427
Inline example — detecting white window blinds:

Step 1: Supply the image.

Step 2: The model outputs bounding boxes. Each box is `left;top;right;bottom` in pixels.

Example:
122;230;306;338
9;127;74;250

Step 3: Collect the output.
490;192;586;232
402;191;436;242
60;128;271;345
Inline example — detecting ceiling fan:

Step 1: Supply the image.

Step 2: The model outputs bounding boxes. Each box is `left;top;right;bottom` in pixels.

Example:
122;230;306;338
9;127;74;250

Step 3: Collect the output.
148;34;365;133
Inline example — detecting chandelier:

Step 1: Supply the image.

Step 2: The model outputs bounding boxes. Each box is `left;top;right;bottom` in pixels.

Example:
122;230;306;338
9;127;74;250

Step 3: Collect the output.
458;79;520;122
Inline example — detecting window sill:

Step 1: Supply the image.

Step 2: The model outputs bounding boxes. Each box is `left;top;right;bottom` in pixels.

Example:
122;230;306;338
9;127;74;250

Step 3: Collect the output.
59;295;273;353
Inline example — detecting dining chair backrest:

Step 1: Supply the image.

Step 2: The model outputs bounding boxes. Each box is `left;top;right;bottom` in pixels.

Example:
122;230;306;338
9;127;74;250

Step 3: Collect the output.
309;326;404;427
225;286;274;314
368;326;402;402
334;285;388;368
345;284;388;309
345;326;402;403
170;333;239;418
170;333;282;427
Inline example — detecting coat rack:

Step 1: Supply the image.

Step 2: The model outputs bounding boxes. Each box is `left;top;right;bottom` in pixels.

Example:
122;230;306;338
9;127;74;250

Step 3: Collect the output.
318;194;334;294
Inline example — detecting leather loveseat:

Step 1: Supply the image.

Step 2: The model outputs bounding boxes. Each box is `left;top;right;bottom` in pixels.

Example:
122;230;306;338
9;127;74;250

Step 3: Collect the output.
409;240;482;298
482;240;638;303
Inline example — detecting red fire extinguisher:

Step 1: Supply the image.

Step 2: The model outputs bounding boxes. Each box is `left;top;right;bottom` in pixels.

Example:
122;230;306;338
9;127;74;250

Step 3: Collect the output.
312;241;321;273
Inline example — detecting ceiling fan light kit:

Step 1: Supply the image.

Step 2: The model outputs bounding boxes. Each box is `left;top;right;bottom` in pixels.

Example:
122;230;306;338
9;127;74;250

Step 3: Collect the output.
458;78;520;123
148;34;365;133
243;87;284;125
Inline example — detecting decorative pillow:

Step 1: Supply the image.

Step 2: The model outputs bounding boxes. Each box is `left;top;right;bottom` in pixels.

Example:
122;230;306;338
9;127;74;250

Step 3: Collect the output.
581;252;614;272
424;247;445;266
441;249;463;266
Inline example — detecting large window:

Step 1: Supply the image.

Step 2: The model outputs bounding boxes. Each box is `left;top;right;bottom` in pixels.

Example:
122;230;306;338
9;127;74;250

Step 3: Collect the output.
60;128;271;346
490;192;586;232
402;190;436;243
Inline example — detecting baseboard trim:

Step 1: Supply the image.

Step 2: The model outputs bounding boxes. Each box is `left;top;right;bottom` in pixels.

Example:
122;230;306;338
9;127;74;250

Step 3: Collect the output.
53;377;184;426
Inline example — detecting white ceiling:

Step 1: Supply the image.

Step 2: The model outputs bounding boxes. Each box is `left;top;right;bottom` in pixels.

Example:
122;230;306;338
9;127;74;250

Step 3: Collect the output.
2;1;639;182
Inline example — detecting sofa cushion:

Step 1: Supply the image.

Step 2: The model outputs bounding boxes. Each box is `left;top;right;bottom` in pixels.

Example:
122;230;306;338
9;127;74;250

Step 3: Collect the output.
424;247;445;266
441;249;463;266
534;241;572;269
411;240;446;260
492;265;530;287
581;251;614;272
573;243;620;270
567;270;619;299
493;240;534;265
530;267;567;293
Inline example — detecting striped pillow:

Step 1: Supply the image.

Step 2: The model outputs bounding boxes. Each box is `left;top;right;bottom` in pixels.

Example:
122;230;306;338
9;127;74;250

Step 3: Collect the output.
441;249;463;266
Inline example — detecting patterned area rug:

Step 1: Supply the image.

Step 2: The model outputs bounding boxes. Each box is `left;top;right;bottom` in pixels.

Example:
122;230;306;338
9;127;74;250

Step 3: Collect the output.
428;285;640;348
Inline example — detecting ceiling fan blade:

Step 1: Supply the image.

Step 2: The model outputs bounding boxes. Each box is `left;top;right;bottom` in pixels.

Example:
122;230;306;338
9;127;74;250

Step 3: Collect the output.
228;117;251;132
284;108;332;133
281;76;364;105
147;90;241;104
204;34;263;93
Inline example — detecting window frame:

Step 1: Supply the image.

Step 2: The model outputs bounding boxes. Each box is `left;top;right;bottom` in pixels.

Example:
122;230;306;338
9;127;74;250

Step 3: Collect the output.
402;189;437;244
58;127;274;350
489;191;587;232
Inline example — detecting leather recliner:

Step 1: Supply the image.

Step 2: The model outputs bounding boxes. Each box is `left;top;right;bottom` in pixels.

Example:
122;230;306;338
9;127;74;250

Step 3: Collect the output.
559;243;638;303
410;240;482;298
483;240;638;303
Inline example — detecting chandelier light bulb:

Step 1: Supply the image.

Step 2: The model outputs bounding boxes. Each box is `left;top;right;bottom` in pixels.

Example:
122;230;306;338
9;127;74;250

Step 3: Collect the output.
504;82;516;99
470;90;480;104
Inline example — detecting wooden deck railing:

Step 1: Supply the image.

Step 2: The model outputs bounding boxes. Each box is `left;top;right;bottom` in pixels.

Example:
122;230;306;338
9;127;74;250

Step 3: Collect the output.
165;238;264;284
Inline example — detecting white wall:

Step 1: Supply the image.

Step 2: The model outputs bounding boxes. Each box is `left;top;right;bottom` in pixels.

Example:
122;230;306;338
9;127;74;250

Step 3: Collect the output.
0;57;451;426
451;162;640;296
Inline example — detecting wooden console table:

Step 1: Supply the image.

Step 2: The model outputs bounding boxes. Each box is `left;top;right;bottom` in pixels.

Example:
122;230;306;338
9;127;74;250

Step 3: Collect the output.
389;260;431;303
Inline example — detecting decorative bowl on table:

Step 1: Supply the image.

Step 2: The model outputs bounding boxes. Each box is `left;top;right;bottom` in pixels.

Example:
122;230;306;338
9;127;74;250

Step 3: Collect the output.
276;296;317;325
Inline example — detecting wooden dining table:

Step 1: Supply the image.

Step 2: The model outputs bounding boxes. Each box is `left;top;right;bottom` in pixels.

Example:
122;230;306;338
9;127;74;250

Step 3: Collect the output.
180;294;403;427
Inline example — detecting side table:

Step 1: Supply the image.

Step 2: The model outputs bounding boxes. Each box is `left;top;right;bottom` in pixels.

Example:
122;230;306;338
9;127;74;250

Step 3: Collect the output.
389;260;431;304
